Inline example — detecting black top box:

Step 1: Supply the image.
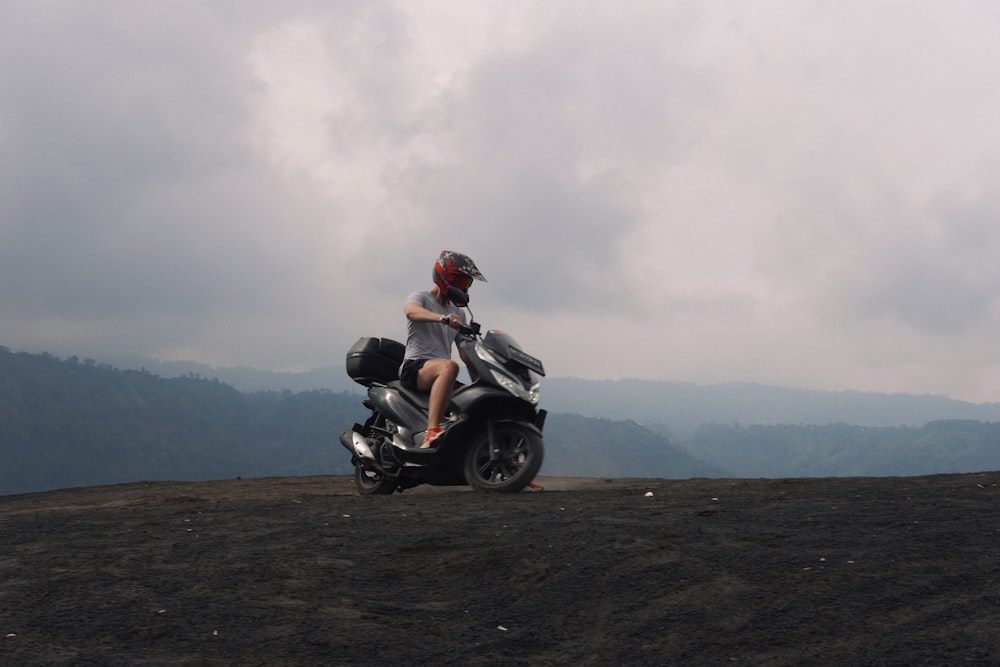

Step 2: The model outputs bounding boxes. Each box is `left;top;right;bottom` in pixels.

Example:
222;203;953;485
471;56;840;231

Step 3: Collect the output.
346;337;405;386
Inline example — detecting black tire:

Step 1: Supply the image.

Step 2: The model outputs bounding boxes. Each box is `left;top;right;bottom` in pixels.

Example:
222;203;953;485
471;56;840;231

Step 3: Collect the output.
354;464;397;495
463;422;544;493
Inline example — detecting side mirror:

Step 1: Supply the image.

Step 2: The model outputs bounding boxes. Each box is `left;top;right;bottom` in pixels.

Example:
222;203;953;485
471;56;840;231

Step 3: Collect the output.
446;286;469;307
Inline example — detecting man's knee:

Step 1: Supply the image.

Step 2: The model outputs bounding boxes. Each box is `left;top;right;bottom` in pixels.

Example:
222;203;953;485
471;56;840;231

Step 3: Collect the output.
428;358;458;374
440;360;459;380
418;358;459;389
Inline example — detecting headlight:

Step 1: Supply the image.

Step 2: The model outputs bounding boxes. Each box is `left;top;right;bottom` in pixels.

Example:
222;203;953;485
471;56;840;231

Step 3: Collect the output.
491;370;540;404
475;342;502;365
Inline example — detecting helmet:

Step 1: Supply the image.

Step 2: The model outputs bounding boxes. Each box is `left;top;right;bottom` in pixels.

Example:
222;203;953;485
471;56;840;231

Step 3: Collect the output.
432;250;486;293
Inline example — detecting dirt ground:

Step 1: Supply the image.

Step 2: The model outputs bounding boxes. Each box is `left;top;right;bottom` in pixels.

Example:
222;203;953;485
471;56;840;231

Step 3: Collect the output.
2;472;999;666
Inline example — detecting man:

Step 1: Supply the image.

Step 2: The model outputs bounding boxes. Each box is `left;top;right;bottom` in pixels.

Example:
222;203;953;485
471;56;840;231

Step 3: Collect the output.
399;250;486;447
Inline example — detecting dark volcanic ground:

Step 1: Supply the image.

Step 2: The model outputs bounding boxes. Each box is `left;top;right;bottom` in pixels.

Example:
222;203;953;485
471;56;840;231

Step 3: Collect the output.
2;473;999;666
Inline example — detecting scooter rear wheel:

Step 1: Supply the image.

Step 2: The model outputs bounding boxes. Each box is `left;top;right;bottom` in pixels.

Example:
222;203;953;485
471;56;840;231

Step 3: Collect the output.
354;464;398;495
464;422;544;493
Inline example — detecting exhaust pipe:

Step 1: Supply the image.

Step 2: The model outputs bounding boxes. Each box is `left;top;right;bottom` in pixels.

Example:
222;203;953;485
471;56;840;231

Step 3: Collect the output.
339;429;376;461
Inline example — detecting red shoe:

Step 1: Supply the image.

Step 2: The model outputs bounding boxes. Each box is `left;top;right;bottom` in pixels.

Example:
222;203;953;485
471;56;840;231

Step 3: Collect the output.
527;481;543;491
420;427;444;448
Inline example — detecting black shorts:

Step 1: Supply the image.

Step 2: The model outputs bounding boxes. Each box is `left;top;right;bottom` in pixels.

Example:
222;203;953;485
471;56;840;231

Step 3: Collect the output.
399;358;428;390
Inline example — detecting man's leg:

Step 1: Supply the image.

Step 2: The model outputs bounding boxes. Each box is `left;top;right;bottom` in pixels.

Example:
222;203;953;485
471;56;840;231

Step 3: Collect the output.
416;358;459;434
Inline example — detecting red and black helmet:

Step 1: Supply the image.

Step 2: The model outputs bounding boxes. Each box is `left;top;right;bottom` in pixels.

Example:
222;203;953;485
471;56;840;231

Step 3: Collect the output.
432;250;486;293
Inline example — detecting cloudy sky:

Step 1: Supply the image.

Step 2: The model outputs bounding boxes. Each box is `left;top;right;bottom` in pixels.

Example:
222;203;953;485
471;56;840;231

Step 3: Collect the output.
3;1;1000;402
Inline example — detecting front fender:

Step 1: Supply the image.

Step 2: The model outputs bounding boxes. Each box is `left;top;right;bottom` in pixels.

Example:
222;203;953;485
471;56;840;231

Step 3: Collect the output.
444;414;543;453
453;387;539;424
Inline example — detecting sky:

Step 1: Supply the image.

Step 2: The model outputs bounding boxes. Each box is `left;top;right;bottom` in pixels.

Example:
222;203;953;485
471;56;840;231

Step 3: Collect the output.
3;1;1000;403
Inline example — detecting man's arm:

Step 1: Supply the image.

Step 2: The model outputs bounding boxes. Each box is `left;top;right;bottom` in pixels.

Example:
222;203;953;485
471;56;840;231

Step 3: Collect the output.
404;301;460;327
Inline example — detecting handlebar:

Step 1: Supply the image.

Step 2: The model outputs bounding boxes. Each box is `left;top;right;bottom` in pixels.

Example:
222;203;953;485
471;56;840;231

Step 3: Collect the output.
457;321;481;337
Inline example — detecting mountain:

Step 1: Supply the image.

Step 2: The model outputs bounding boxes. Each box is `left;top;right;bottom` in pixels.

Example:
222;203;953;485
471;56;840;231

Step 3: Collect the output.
0;348;715;494
540;378;1000;435
90;353;361;394
0;349;362;495
541;413;722;479
684;420;1000;478
87;355;1000;432
6;347;1000;494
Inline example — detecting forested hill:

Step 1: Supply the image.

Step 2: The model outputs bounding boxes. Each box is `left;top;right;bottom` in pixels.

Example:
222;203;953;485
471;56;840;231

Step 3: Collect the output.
684;421;1000;478
541;378;1000;434
0;348;358;495
5;347;1000;495
88;355;1000;430
1;348;714;495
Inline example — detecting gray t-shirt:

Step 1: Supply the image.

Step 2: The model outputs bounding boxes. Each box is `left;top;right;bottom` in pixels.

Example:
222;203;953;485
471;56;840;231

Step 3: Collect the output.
401;291;464;367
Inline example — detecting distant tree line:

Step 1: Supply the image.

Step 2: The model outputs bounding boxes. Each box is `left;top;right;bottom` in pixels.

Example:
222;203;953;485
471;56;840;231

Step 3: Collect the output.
1;347;724;494
0;348;360;495
683;421;1000;478
4;347;998;494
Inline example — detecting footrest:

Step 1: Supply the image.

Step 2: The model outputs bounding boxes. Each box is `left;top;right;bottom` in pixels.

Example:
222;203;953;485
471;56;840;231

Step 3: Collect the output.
405;446;439;455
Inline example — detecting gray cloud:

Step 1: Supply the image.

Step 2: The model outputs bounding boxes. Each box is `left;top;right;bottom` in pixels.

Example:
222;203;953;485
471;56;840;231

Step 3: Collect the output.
392;5;721;312
1;4;254;303
3;1;1000;400
861;190;1000;334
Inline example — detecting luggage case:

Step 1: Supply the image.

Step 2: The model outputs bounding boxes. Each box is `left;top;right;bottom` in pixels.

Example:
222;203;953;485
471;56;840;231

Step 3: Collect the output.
346;337;405;386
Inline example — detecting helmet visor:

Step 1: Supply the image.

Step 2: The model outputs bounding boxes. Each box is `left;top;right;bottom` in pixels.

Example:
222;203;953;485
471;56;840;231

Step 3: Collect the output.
451;274;473;291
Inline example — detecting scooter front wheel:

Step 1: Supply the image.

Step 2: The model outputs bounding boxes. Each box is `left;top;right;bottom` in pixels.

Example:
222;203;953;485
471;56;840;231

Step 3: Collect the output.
354;464;398;495
464;422;544;493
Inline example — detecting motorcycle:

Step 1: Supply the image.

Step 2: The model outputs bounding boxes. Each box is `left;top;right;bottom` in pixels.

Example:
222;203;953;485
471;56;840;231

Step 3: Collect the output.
339;286;546;494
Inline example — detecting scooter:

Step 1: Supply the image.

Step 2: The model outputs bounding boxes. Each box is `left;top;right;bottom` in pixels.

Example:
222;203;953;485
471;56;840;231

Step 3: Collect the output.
340;287;546;494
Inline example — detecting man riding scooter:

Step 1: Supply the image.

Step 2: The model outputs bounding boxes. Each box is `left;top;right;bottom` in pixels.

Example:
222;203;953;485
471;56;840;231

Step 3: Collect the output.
398;250;487;448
